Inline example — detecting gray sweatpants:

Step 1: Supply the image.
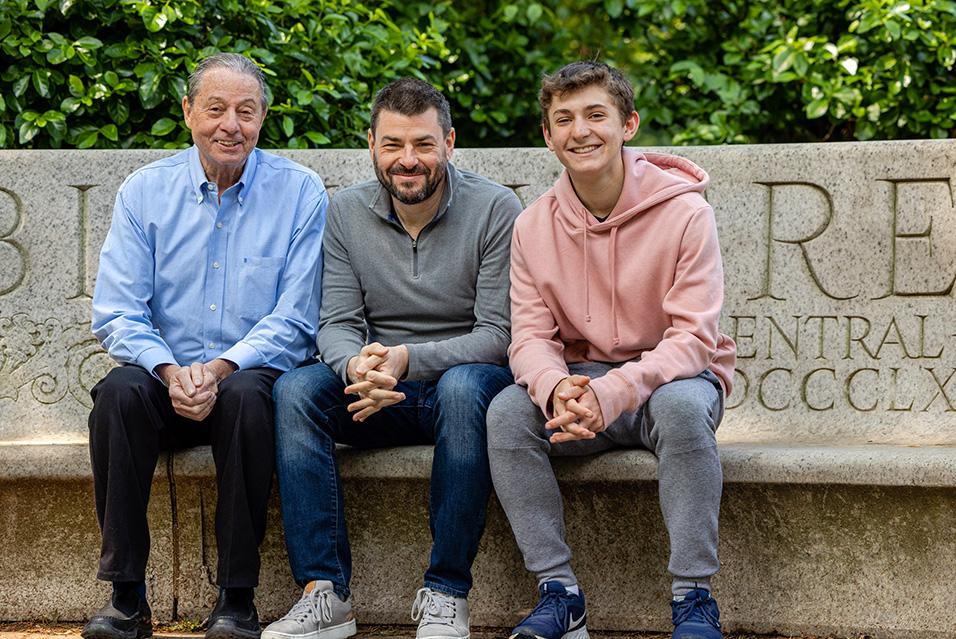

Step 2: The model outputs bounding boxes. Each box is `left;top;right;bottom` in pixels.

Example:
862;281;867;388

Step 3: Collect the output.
487;362;724;589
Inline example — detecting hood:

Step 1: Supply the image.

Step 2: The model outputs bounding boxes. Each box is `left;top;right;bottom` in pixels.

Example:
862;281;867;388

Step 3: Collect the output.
552;147;709;232
550;147;710;345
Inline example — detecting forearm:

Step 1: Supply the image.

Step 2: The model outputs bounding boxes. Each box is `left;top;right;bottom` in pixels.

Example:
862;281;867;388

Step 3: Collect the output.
404;326;510;381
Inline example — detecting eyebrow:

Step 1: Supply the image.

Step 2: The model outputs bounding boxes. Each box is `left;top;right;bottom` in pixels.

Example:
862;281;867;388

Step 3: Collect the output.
204;95;259;107
552;104;610;115
380;134;439;143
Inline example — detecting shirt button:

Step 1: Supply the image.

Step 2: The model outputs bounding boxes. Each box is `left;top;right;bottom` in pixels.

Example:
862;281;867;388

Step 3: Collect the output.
208;342;217;349
216;222;223;229
212;261;221;269
209;303;217;311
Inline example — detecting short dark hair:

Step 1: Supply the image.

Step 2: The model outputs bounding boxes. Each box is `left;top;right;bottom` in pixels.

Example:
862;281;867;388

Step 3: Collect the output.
370;78;452;137
187;53;269;110
539;61;635;131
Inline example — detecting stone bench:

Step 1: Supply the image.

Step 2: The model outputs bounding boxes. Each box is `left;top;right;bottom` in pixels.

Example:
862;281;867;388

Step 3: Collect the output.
2;142;956;638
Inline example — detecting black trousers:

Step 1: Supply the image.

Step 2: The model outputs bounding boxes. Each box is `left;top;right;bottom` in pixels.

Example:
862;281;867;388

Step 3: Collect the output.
88;365;281;588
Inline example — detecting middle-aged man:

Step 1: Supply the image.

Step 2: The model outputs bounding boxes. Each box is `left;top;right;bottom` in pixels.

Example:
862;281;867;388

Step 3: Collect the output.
486;61;736;639
262;78;521;639
83;53;327;639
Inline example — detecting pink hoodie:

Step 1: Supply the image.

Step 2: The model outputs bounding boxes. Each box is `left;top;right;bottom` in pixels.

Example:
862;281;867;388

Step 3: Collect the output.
509;148;736;424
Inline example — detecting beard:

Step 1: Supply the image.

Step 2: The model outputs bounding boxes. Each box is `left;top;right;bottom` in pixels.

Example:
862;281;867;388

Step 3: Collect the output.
374;153;447;205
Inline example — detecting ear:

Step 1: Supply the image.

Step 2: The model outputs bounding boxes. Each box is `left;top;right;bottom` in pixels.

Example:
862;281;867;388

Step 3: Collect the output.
181;95;192;128
622;110;640;142
542;122;554;151
445;127;456;159
367;128;375;160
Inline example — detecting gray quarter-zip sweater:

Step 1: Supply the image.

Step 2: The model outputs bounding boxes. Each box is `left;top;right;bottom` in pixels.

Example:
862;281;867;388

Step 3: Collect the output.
317;163;522;381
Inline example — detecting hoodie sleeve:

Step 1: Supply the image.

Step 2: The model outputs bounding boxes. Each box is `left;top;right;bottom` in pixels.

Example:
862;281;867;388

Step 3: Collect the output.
588;205;725;425
507;223;570;417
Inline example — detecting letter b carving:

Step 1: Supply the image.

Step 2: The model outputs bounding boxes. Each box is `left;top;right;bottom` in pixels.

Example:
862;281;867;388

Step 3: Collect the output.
0;187;28;297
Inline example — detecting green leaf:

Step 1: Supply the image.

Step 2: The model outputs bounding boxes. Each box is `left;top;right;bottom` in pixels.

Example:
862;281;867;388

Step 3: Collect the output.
169;76;187;100
605;0;624;18
76;129;98;148
99;123;118;141
42;109;65;121
104;71;119;87
282;115;294;137
69;74;84;96
139;69;162;106
502;4;518;21
806;98;829;118
74;36;103;49
13;76;29;97
304;131;331;145
32;69;51;98
59;0;77;14
772;48;797;75
18;121;40;144
151;117;177;136
107;99;129;125
527;3;544;21
61;97;82;112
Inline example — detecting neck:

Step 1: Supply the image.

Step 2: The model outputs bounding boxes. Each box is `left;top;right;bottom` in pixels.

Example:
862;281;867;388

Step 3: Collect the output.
568;151;625;219
200;158;245;193
392;179;447;239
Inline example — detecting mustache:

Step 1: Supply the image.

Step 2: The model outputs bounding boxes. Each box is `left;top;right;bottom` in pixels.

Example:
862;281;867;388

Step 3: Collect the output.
388;165;428;176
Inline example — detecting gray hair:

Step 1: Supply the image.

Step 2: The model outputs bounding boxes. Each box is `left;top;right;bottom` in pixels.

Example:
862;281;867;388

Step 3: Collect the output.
187;53;269;109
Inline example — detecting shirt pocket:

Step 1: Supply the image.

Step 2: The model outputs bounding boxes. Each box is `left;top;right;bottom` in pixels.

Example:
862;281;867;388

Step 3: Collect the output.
237;256;286;322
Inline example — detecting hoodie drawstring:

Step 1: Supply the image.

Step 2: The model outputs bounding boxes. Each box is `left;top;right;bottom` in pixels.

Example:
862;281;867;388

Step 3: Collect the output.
583;222;591;323
609;225;620;346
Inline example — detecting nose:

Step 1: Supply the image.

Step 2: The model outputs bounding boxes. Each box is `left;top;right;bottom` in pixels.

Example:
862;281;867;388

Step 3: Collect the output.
398;144;418;168
219;108;240;133
573;116;590;138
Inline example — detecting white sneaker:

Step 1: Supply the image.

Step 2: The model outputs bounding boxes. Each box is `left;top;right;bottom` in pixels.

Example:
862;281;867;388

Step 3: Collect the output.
411;588;469;639
262;581;356;639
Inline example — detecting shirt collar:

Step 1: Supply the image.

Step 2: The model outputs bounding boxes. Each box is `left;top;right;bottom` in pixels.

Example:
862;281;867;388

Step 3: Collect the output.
187;145;259;205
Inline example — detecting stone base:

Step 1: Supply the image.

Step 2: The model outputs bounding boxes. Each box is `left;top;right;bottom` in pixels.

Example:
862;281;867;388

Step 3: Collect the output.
1;443;954;638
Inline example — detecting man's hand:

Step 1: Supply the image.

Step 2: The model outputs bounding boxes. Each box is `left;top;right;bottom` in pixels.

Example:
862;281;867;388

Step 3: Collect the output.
546;375;606;443
344;342;408;422
158;362;219;421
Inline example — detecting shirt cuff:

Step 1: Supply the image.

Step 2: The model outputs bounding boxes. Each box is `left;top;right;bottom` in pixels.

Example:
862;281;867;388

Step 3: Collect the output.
138;346;177;381
529;368;571;419
219;341;261;371
588;373;633;427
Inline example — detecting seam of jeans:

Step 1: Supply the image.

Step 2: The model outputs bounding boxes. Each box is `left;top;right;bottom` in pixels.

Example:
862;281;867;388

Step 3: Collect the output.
422;580;468;598
325;432;348;592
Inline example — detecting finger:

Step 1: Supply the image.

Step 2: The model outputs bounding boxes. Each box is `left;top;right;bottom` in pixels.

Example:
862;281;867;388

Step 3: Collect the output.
175;368;196;397
546;410;581;430
549;429;596;444
347;397;376;413
190;362;205;387
567;374;591;387
352;405;383;422
344;380;378;395
363;369;398;389
366;389;405;403
356;354;386;375
557;385;588;401
563;398;594;420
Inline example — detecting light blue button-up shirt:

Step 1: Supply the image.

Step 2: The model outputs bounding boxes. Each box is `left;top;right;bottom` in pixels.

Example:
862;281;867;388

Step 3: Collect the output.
92;146;327;374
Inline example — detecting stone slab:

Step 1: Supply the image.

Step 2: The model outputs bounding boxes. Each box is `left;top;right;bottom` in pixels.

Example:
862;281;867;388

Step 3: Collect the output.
2;141;956;445
1;443;954;638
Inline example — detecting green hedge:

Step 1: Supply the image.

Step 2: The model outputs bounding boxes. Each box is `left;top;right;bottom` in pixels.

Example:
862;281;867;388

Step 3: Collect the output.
2;0;954;149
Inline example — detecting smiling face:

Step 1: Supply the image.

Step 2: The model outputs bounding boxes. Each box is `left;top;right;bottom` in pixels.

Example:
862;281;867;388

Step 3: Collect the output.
182;67;266;188
368;107;454;206
543;84;639;179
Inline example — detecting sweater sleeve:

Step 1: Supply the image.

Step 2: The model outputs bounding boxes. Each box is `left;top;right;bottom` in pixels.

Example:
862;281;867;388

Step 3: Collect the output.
316;198;368;381
588;205;726;425
507;222;570;417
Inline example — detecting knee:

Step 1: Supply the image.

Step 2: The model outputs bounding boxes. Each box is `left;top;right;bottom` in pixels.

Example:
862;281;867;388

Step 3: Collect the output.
91;366;154;405
273;363;340;409
485;384;544;449
435;363;509;408
646;384;718;454
219;369;274;404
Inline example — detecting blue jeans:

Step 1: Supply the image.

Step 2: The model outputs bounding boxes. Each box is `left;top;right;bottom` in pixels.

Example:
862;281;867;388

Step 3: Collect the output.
274;361;513;599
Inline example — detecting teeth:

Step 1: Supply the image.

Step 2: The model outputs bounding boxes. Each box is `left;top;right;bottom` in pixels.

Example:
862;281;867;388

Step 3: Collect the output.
572;145;599;153
217;141;240;147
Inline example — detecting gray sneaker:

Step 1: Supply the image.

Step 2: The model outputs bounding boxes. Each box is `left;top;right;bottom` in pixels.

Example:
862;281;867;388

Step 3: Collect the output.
261;581;356;639
411;588;469;639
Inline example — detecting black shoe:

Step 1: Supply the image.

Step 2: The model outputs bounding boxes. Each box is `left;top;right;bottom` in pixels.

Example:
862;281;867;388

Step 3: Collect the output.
205;589;261;639
81;596;152;639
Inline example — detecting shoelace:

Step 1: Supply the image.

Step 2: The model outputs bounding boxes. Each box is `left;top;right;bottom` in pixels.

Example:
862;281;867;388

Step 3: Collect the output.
672;594;720;628
524;591;571;626
282;587;335;625
411;588;456;626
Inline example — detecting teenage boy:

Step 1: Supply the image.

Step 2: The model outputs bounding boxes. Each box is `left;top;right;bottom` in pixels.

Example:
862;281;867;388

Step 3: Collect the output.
487;61;736;639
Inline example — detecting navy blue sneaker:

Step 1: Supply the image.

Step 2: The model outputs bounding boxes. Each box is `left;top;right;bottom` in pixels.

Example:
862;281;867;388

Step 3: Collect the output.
510;581;588;639
671;589;721;639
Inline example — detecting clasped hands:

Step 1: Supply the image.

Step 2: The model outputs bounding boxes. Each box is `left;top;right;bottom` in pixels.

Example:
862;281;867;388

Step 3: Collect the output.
157;359;236;421
547;374;606;443
344;342;409;422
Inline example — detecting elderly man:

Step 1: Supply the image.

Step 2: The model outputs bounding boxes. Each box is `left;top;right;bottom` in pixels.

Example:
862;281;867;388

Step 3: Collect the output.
82;53;327;639
262;78;521;639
